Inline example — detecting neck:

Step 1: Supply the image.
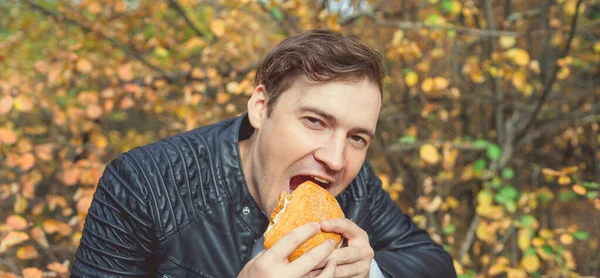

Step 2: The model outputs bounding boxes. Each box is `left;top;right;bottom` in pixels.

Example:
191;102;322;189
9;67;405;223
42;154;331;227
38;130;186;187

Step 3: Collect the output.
238;135;262;211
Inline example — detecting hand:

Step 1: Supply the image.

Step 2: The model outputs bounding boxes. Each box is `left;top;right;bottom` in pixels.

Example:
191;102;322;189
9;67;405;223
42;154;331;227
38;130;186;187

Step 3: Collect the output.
306;218;374;278
238;222;337;278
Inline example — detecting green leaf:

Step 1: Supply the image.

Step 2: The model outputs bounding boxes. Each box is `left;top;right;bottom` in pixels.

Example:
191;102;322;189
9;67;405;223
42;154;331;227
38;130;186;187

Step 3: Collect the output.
573;231;589;240
424;14;444;26
524;247;537;256
501;168;515;180
443;244;453;253
495;186;519;204
271;8;283;21
474;159;487;172
442;0;454;12
558;189;577;202
444;224;456;235
473;139;489;148
583;182;599;189
398;136;417;144
587;191;599;200
521;215;537;228
542;245;554;255
504;200;517;213
486;144;501;161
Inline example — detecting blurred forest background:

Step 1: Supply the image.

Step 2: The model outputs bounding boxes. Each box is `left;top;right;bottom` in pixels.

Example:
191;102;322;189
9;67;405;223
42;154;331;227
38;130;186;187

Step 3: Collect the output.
0;0;599;277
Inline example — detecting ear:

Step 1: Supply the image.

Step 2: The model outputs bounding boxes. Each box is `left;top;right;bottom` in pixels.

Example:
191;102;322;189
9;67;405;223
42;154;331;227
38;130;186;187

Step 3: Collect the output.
247;84;268;130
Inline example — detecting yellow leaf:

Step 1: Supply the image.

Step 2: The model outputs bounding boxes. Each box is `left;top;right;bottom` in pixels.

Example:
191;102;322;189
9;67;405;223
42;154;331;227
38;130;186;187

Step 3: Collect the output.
154;47;169;58
511;71;526;90
518;228;532;251
477;190;494;205
557;67;570;80
6;215;28;231
532;237;544;247
540;229;553;239
506;48;530;66
405;71;418;87
488;263;506;276
14;195;28;214
421;78;434;93
521;254;541;273
72;232;82;249
560;233;573;245
424;196;443;213
210;19;226;37
594;41;600;53
0;231;29;253
419;144;440;164
0;96;13;115
507;268;527;278
446;196;460;209
433;77;449;90
453;260;464;275
476;221;495;243
16;245;39;260
76;59;92;73
216;92;231;104
43;219;72;236
558;175;571;185
529;60;541;74
499;36;516;49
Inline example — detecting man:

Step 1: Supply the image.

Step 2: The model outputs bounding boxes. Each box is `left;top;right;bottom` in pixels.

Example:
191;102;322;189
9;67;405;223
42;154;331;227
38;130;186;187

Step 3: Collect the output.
71;30;456;277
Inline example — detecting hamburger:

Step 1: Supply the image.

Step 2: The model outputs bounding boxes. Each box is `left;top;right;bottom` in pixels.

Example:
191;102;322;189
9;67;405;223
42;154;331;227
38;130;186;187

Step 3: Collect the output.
263;181;345;262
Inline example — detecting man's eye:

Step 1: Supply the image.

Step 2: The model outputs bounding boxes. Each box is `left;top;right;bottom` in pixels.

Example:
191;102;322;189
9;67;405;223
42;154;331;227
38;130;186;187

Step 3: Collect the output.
350;135;367;145
305;117;325;127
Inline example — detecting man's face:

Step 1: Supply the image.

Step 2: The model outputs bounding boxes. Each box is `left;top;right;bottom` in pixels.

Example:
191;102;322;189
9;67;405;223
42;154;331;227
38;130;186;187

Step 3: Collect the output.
244;76;381;216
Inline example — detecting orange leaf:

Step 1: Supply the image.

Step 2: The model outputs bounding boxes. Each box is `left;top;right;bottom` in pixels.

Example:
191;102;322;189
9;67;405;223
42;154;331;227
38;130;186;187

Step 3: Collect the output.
120;97;135;109
63;167;80;186
72;232;82;249
0;128;18;145
216;92;230;104
43;219;72;236
77;195;93;214
0;231;29;253
30;227;49;249
18;153;36;171
117;64;134;81
34;143;54;162
86;104;103;119
0;96;13;115
6;215;28;231
16;245;39;260
76;59;93;73
572;184;586;195
14;95;34;112
21;267;43;278
47;262;69;275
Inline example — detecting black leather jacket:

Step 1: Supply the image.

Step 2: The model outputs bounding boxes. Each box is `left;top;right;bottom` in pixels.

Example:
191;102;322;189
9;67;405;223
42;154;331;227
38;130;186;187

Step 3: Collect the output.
71;114;456;277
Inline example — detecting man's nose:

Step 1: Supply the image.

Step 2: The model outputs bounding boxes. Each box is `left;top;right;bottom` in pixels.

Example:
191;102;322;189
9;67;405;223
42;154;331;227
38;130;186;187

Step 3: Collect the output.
314;135;346;172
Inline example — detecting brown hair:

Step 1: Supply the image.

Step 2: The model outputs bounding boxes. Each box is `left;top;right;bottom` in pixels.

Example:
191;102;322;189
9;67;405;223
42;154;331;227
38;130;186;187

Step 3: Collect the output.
254;29;385;117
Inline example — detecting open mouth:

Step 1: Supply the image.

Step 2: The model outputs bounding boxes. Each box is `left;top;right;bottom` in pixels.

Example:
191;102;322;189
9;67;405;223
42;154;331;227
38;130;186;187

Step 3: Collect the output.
290;175;332;191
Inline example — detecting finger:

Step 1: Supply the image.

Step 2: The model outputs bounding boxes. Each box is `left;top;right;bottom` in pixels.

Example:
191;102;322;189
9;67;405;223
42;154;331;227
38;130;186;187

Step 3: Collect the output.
289;238;336;275
331;261;371;278
302;268;322;278
328;246;361;265
316;259;336;278
267;222;320;261
320;218;366;242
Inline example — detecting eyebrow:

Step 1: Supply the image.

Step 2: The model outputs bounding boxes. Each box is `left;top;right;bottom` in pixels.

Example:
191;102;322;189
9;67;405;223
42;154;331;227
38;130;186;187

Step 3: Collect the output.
298;106;375;140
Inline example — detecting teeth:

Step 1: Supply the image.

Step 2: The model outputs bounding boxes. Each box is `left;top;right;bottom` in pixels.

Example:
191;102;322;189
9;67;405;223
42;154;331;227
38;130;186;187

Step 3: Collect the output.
311;176;330;184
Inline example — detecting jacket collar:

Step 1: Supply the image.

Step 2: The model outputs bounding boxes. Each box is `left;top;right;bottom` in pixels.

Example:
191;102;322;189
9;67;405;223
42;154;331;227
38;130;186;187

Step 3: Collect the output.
218;113;269;237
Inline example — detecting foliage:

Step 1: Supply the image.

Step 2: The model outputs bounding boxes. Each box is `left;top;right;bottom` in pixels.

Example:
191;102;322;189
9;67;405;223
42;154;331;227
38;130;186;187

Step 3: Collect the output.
0;0;599;276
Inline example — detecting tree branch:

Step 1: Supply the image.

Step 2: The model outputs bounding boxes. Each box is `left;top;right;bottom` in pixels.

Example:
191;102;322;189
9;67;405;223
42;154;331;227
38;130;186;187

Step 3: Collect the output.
514;0;584;142
23;0;173;82
166;0;208;39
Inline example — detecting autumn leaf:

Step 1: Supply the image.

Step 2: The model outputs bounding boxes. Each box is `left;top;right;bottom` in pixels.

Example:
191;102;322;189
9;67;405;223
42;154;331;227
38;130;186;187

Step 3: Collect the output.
511;71;526;90
47;262;69;275
14;95;34;112
521;254;541;273
30;227;49;249
499;36;516;49
0;96;13;115
76;59;93;73
0;231;29;253
6;215;28;231
210;19;226;37
404;71;418;87
117;64;134;81
43;219;73;236
0;127;18;145
21;267;43;278
419;144;440;165
16;245;39;260
506;48;530;66
19;153;36;171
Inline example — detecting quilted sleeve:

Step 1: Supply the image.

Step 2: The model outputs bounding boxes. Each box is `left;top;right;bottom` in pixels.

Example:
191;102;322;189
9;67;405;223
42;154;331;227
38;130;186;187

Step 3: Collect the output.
71;152;157;277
